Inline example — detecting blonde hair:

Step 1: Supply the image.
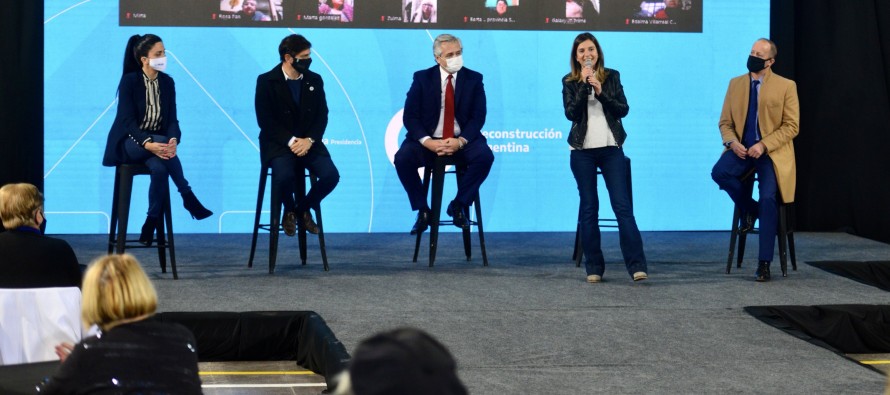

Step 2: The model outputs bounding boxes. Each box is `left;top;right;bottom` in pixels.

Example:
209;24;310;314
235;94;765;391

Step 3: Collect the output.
0;183;43;229
81;254;158;331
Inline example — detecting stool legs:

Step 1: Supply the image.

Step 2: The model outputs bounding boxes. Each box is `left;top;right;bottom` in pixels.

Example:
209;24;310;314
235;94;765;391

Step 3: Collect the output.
412;169;432;263
114;167;135;254
248;164;328;273
108;168;121;255
428;163;446;267
474;193;488;266
726;206;741;274
247;166;268;268
269;171;282;274
158;191;177;279
413;161;487;267
107;165;177;279
726;203;796;278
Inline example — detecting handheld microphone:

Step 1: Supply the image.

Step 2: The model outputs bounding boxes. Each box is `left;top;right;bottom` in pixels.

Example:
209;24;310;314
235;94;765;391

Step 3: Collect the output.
583;59;593;93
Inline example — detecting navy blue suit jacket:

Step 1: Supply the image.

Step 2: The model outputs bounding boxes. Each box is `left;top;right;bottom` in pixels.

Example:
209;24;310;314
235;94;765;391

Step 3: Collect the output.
402;65;487;144
103;72;182;166
255;65;330;165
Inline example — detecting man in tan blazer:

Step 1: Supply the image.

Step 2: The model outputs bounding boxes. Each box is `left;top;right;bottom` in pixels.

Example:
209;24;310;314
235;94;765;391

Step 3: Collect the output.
711;38;800;282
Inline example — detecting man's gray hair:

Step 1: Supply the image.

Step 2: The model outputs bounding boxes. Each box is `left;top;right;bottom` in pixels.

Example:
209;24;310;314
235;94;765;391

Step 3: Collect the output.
433;34;461;57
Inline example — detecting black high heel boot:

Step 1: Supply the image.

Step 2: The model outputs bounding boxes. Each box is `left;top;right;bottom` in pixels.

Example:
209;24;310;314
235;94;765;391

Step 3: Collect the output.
139;216;157;247
182;190;213;220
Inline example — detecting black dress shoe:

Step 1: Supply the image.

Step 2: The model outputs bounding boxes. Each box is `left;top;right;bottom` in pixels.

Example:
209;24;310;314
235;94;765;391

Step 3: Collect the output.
139;216;157;246
282;211;297;237
410;210;430;235
739;211;757;233
446;201;469;230
299;211;320;235
755;260;771;282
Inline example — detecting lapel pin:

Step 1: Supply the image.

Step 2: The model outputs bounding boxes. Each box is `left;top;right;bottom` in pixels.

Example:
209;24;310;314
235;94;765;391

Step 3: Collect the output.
309;86;315;91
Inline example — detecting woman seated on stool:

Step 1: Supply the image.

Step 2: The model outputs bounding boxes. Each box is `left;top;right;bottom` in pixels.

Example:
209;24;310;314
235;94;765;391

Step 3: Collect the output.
102;34;212;246
39;254;202;393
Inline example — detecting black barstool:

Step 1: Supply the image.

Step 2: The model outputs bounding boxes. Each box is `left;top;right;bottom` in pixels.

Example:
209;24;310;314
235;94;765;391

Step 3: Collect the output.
248;163;329;274
726;169;797;276
413;155;488;267
572;156;632;267
107;164;177;279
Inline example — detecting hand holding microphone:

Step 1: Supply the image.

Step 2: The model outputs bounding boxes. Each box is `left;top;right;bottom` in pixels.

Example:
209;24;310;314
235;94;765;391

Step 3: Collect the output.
582;58;602;95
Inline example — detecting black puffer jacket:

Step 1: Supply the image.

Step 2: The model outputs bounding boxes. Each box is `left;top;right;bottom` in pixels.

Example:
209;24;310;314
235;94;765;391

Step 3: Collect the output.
562;68;629;149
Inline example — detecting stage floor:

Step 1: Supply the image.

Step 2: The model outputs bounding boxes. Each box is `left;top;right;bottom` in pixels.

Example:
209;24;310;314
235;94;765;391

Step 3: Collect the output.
57;231;890;394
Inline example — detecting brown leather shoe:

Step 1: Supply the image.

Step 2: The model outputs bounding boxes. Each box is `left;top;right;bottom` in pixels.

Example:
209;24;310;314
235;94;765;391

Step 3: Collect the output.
300;211;319;235
282;211;297;237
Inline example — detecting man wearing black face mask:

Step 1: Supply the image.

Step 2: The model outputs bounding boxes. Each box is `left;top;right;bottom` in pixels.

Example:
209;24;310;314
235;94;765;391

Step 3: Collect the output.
711;38;800;282
255;34;339;237
0;183;82;288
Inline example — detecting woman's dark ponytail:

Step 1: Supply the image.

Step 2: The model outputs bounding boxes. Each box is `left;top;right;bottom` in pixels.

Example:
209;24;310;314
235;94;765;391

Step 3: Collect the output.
122;35;142;77
121;34;163;78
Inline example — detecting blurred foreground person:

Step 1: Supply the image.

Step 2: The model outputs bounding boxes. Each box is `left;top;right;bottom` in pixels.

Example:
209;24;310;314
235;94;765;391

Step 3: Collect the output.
334;327;467;395
38;254;202;394
0;183;80;288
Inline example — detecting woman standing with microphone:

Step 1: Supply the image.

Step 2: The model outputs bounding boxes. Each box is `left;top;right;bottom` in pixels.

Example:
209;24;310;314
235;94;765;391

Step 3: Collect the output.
103;34;212;246
562;32;648;283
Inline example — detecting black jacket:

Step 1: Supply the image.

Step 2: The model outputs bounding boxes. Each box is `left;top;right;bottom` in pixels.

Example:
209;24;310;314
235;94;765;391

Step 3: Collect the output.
0;230;81;288
562;68;629;149
39;320;202;394
103;71;182;166
255;64;330;165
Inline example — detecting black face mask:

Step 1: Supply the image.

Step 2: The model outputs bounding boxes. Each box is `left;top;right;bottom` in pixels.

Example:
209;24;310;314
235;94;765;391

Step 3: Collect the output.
292;57;312;73
39;216;47;234
746;55;768;73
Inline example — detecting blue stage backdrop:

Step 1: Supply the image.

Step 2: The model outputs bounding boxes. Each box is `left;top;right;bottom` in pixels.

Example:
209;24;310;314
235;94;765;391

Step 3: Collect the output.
43;0;769;234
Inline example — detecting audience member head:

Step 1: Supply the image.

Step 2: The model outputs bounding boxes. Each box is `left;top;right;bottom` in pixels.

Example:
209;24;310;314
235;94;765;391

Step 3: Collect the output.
81;254;158;331
242;0;258;16
336;327;467;395
568;32;606;83
0;183;44;230
496;0;508;15
121;34;163;76
421;0;435;20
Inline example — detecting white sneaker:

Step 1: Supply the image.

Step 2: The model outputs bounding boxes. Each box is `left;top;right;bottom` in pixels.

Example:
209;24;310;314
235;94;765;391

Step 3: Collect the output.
586;275;602;283
633;272;648;281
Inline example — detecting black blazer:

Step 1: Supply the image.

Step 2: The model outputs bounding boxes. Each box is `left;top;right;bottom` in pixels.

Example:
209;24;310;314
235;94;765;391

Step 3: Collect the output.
402;65;487;144
562;68;629;149
255;65;330;165
0;230;81;289
103;72;182;166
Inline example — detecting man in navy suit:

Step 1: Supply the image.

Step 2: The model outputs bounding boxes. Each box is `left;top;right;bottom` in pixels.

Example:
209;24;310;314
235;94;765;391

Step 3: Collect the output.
395;34;494;234
255;34;339;235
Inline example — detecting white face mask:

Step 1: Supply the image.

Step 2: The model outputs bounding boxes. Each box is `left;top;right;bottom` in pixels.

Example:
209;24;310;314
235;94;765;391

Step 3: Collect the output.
443;55;463;74
148;56;167;72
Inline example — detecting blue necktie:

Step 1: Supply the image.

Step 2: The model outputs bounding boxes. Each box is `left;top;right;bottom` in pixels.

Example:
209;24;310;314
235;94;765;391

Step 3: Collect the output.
742;80;760;148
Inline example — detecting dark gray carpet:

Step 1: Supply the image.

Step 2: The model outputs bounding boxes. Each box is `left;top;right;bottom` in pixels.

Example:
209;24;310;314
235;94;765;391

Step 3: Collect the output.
58;231;890;394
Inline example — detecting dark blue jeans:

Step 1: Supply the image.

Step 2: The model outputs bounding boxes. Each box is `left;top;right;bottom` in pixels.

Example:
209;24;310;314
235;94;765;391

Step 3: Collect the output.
269;152;339;214
711;150;778;262
123;135;190;218
570;147;647;277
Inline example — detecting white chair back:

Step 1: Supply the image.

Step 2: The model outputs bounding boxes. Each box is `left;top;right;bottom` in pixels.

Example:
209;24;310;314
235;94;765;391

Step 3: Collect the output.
0;287;82;365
